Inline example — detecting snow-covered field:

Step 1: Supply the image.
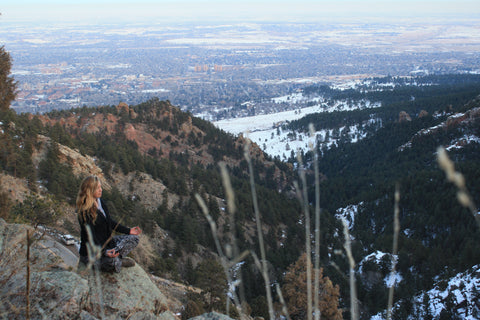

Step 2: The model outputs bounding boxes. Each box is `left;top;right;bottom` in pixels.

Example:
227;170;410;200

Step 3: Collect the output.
214;106;320;159
212;94;381;160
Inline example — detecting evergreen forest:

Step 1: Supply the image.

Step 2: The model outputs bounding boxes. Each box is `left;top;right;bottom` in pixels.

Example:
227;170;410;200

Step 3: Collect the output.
288;75;480;318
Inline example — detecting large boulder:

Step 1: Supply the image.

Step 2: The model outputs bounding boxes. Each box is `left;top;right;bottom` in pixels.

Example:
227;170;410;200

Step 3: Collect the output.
30;270;89;318
0;219;88;319
0;219;175;319
87;263;170;318
189;312;236;320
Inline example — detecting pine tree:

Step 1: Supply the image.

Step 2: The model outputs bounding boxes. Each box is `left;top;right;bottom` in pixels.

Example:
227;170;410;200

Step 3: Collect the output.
0;46;16;111
282;253;343;320
194;258;228;312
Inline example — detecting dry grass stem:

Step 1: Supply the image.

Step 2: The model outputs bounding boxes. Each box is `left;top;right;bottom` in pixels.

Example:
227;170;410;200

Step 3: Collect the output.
85;225;106;319
251;252;292;320
276;283;293;320
195;193;225;258
437;146;479;227
309;124;322;320
195;193;248;319
219;162;236;220
244;140;275;320
219;162;247;306
295;152;313;320
387;185;401;320
341;217;359;320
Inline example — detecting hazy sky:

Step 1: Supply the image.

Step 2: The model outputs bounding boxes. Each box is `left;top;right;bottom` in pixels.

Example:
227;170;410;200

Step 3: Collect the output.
2;0;480;24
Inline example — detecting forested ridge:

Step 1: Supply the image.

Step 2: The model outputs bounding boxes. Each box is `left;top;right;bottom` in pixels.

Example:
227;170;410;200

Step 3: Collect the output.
292;74;480;132
1;67;480;319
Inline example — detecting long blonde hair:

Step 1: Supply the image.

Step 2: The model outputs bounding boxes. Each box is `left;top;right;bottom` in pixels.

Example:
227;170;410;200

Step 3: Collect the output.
76;175;100;223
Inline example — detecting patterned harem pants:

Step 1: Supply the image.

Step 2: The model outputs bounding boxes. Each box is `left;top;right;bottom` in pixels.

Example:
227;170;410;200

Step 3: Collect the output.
79;234;139;273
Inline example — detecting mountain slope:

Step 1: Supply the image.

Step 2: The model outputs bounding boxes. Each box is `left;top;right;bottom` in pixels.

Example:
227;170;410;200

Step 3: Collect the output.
0;99;307;318
315;95;480;318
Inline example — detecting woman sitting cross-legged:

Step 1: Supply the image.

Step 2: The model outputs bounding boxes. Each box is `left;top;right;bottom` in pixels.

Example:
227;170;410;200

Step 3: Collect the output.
76;175;142;273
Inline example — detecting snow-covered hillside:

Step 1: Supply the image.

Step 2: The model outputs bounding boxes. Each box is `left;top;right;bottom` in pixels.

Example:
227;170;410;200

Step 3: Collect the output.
335;200;480;320
213;92;380;160
370;265;480;320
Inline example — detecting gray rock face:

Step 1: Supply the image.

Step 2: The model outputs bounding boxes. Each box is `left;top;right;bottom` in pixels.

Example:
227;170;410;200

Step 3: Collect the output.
188;311;236;320
87;263;169;318
0;219;173;319
31;270;89;318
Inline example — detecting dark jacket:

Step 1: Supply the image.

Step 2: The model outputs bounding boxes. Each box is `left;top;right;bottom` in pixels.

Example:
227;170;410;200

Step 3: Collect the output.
78;198;130;259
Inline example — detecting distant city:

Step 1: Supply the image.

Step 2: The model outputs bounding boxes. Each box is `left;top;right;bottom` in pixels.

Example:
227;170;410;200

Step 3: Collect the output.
3;21;480;119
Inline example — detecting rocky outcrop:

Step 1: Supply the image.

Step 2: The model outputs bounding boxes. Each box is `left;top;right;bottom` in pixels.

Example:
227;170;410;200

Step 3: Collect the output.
189;312;235;320
109;171;175;212
124;123;162;154
56;140;106;183
418;110;429;118
0;218;175;319
398;107;480;152
445;107;480;129
34;134;105;182
30;270;89;318
116;102;138;119
86;264;172;319
0;173;32;203
398;111;412;122
0;219;84;319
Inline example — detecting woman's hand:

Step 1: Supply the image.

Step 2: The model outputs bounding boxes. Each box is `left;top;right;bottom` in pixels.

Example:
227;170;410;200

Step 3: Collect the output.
106;248;120;258
130;226;142;235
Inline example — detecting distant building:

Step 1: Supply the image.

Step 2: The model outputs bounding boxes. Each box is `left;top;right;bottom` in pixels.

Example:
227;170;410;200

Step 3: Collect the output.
194;64;210;72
